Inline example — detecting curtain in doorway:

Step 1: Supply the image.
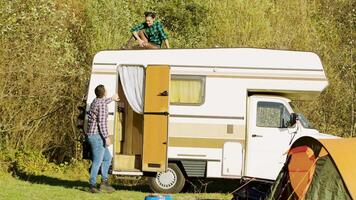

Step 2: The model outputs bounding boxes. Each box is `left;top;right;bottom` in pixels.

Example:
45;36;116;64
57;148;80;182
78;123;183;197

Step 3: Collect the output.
117;65;145;114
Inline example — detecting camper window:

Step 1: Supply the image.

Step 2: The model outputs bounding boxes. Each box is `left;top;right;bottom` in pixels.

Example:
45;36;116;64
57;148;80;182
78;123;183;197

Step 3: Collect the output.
256;102;290;128
170;76;205;105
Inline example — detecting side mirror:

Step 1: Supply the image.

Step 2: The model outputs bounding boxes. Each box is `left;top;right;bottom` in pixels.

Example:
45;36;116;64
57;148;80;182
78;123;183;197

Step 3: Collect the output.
288;113;298;127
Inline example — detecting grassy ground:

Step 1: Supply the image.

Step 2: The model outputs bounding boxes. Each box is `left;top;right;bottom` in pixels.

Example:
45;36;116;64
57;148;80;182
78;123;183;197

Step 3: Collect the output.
0;172;233;200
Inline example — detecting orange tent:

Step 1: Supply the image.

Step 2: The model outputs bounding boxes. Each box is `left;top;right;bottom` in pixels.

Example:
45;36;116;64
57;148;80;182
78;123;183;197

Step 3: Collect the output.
267;136;356;200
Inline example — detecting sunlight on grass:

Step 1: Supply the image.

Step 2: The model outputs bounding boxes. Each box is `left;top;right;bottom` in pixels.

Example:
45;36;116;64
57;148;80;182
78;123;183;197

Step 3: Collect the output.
0;173;232;200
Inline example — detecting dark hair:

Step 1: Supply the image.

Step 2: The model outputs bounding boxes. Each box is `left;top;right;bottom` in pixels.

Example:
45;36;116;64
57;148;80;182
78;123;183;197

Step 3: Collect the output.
144;11;156;18
94;85;106;98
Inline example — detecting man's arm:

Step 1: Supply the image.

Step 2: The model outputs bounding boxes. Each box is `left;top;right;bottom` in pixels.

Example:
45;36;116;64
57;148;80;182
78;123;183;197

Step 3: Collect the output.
164;39;170;48
104;94;119;104
105;97;113;104
157;22;169;48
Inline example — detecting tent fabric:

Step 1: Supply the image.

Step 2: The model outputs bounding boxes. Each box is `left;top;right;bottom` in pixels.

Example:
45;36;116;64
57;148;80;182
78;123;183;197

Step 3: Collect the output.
304;155;352;200
288;146;316;199
268;159;300;200
267;136;356;200
319;138;356;199
117;65;145;114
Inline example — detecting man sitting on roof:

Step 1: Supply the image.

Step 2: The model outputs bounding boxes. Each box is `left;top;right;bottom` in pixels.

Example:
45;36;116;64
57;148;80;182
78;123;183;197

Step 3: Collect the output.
128;11;170;49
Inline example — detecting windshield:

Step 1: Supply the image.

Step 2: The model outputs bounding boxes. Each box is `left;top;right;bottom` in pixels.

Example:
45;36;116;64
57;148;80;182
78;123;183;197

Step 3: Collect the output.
297;113;313;129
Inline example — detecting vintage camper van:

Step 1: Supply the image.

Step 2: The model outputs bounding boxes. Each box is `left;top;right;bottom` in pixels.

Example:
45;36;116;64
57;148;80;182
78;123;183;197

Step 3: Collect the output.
82;48;335;193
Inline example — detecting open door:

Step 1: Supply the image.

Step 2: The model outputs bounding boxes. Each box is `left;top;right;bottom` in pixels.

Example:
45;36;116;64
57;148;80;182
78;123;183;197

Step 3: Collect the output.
142;65;170;172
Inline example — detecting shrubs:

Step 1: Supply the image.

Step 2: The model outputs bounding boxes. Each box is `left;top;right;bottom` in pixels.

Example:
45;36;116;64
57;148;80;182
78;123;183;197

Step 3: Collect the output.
0;0;88;163
12;151;57;176
0;0;354;175
0;150;89;180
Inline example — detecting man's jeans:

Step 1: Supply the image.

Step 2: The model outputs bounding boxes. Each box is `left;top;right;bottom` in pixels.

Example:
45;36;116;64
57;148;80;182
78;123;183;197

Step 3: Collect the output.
88;134;112;186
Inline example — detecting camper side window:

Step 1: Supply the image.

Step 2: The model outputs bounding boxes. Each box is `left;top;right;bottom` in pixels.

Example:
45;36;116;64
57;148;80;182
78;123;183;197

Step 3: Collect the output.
256;102;290;128
170;76;205;105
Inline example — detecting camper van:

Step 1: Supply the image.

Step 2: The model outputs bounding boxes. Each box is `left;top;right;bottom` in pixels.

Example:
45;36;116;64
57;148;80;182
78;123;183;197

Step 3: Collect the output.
82;48;335;193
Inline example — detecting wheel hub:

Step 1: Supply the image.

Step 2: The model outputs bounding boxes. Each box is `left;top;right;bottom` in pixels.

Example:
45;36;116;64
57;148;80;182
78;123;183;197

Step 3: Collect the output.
155;167;177;189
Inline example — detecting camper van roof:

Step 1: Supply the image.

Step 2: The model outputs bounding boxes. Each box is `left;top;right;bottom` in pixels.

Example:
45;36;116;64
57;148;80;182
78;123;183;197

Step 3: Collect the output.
92;48;323;71
92;48;328;100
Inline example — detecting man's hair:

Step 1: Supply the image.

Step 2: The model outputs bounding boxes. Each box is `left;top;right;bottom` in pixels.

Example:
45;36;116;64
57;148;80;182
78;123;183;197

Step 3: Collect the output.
144;11;156;18
94;85;106;98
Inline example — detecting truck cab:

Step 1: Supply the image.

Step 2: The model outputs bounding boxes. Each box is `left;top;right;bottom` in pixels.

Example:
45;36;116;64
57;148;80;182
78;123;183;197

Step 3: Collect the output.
245;95;335;180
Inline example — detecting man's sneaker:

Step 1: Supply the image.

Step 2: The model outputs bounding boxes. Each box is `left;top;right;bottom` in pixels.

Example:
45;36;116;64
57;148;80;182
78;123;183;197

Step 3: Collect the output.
100;180;115;193
89;185;100;193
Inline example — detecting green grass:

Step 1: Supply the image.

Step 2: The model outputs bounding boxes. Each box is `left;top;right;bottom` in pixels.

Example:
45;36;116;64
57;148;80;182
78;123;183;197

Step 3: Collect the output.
0;173;232;200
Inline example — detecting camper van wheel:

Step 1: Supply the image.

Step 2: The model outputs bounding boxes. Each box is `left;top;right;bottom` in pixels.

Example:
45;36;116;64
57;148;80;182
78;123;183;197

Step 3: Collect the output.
148;163;185;193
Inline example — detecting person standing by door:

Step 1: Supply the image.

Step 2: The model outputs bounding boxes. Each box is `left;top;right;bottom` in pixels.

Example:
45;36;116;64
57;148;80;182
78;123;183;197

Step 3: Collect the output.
87;84;119;193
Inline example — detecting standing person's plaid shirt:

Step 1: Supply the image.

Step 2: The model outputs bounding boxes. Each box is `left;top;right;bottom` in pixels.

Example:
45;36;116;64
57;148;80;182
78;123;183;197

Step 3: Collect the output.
131;20;168;46
87;97;113;139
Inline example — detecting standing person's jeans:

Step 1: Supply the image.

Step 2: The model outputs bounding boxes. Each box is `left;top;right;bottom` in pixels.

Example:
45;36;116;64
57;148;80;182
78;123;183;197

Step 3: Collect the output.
88;134;112;186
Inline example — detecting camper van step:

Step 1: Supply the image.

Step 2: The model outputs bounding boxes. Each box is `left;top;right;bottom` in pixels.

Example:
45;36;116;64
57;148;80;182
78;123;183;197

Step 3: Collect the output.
112;170;143;176
114;154;142;171
117;169;141;172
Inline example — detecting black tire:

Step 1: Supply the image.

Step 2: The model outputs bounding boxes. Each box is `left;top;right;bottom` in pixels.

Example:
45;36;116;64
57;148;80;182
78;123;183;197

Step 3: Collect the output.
148;163;186;193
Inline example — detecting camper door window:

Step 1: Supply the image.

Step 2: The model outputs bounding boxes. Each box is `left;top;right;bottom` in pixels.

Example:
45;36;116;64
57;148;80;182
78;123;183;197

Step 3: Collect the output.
170;75;205;105
256;102;290;128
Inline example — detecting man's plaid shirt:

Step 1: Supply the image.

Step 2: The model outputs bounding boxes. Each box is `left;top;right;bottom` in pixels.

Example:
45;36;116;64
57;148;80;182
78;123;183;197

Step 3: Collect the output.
86;97;113;139
131;20;168;46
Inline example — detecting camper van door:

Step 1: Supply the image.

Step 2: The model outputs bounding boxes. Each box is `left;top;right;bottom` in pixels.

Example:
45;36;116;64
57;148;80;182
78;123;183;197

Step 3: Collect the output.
142;65;170;172
245;96;293;180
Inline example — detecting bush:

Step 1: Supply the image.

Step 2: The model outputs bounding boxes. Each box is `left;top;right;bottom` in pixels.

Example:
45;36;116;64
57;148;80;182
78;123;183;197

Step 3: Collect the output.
2;149;89;180
0;0;89;162
0;0;354;175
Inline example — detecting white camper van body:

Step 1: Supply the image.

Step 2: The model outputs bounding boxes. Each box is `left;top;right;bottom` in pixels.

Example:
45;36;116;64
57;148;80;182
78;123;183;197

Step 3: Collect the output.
84;48;332;192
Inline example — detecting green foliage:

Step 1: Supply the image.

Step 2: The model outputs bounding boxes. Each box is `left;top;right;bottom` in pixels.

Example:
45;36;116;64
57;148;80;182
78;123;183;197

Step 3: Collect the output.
294;0;355;136
0;0;354;174
0;0;89;162
12;150;60;176
83;0;139;54
153;0;210;47
0;151;12;173
0;149;89;181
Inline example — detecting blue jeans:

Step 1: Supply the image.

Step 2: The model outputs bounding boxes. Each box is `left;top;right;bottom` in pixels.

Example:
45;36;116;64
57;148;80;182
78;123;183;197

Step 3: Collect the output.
88;134;112;186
